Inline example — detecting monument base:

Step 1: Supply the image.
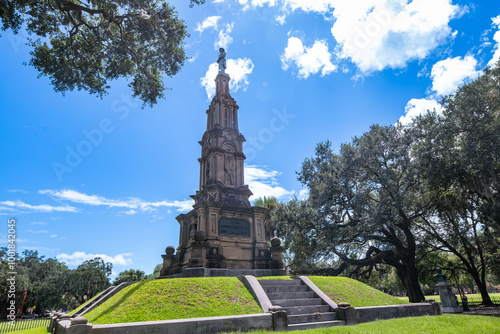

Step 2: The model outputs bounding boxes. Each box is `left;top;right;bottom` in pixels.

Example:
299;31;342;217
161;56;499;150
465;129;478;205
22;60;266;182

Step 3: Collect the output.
441;306;462;313
157;268;288;279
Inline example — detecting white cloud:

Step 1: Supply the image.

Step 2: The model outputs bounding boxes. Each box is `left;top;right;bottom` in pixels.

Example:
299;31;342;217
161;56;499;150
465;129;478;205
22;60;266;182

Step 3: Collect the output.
238;0;276;10
50;234;58;238
282;0;334;14
245;165;295;201
299;189;309;200
195;16;221;33
40;189;193;213
430;56;481;96
331;0;462;73
201;58;254;99
57;251;133;267
27;229;48;234
215;23;234;50
399;98;443;125
281;37;337;78
0;200;78;213
488;15;500;68
30;221;47;225
7;189;27;193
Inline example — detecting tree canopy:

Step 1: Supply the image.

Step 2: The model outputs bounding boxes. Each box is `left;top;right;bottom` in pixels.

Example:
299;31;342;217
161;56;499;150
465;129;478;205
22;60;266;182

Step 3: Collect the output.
0;0;204;106
274;64;500;304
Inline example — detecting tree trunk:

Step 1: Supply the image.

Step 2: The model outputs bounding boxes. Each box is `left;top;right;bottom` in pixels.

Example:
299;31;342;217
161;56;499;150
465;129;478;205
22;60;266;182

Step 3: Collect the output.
398;262;425;303
470;271;493;305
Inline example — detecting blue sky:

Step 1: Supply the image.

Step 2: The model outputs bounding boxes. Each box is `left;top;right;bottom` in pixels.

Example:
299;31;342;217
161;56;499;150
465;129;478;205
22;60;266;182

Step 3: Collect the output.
1;0;499;278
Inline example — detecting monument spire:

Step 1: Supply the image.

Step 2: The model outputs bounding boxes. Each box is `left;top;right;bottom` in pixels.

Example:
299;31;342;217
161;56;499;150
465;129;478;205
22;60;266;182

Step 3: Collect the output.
194;49;251;206
158;49;285;278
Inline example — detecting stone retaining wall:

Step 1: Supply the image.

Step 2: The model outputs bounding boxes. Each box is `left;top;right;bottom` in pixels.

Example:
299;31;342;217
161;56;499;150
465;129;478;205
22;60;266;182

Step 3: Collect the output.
336;302;441;325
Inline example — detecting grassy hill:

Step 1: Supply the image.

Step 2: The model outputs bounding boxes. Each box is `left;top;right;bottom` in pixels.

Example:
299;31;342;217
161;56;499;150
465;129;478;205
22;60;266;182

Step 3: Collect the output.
83;277;262;324
308;276;410;307
44;275;408;326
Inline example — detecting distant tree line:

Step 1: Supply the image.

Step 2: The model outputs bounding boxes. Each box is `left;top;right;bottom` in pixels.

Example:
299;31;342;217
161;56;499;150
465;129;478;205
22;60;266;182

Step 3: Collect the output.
262;64;500;304
0;248;160;318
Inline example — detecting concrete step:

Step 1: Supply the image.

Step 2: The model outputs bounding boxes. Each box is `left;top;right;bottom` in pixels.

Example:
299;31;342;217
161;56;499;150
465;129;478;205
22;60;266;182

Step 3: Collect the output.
259;279;302;286
282;305;331;315
74;286;115;316
288;312;337;324
270;298;324;307
267;291;316;300
288;320;345;330
263;285;310;293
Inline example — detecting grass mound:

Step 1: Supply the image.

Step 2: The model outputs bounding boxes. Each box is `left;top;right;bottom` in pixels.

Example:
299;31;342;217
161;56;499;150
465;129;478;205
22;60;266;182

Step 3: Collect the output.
83;277;261;324
308;276;410;307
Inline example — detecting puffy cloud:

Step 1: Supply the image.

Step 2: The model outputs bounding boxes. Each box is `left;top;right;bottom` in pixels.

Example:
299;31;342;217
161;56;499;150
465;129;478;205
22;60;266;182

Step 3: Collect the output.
238;0;277;10
281;0;335;14
331;0;462;72
0;200;78;213
430;56;481;96
245;165;295;201
281;37;337;78
201;58;254;99
215;23;234;50
27;229;48;234
57;251;133;267
399;98;443;125
39;189;193;212
195;16;221;33
488;15;500;68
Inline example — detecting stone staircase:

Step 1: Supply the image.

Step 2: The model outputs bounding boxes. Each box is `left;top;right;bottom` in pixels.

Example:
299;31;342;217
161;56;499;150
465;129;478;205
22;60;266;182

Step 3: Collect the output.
259;279;344;330
73;281;137;317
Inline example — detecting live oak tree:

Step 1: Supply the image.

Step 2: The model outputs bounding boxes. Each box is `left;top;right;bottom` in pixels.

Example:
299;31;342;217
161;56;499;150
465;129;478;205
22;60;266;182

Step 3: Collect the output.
296;125;430;303
113;268;146;285
69;257;112;305
0;0;204;106
411;64;500;305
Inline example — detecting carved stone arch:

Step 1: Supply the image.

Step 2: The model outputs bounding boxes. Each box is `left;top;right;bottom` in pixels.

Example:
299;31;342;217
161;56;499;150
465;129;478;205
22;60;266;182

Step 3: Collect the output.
222;142;236;153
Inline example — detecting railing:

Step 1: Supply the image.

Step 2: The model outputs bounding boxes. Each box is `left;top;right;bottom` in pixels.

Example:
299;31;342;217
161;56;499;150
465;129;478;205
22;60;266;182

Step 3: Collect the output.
0;318;50;333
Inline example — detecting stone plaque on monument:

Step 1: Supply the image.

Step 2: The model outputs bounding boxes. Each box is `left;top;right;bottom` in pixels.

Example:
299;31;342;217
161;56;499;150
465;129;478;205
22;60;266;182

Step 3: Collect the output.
218;218;250;237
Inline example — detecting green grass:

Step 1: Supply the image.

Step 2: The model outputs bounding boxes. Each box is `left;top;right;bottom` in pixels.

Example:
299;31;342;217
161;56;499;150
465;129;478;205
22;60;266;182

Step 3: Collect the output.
83;277;262;324
9;315;500;334
224;314;500;334
6;327;50;334
68;290;105;315
397;293;500;304
308;276;410;307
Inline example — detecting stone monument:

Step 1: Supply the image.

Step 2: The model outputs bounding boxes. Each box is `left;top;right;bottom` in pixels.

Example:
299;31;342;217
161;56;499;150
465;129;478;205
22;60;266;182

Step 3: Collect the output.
435;267;462;313
158;50;286;278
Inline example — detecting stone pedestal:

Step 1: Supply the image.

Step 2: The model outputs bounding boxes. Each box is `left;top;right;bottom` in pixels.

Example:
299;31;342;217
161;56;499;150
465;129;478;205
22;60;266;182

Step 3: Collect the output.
435;268;462;313
158;72;286;278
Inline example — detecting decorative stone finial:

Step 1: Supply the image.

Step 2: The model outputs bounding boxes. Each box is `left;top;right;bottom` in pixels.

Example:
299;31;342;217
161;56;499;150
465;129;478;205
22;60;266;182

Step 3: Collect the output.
435;267;446;284
165;246;175;255
271;237;281;247
194;230;205;242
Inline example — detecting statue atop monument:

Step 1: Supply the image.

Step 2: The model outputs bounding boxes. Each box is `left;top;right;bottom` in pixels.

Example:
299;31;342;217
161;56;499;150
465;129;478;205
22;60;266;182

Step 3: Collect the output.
217;47;227;74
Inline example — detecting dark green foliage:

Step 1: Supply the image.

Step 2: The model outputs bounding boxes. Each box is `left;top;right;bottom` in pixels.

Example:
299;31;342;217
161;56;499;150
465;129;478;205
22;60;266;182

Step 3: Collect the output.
0;0;205;106
0;249;113;315
288;125;428;302
410;64;500;305
113;268;146;285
